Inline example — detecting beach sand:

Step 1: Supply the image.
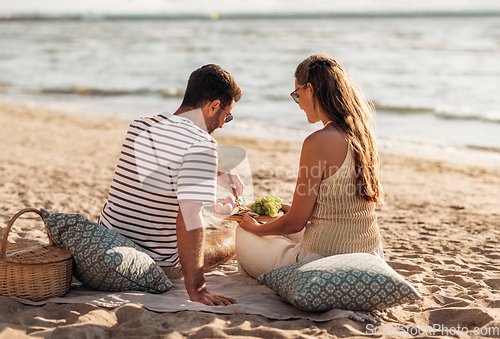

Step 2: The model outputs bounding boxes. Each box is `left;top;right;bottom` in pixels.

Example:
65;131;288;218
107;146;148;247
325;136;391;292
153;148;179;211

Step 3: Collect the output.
1;101;499;338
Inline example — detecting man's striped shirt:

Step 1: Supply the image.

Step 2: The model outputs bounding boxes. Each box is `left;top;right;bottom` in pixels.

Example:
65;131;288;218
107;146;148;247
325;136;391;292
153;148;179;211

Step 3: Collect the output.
98;112;218;267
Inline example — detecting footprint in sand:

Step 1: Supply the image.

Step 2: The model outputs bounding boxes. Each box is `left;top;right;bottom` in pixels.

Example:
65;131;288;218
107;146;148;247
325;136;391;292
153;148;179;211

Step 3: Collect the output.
427;308;494;329
484;278;500;289
388;261;426;273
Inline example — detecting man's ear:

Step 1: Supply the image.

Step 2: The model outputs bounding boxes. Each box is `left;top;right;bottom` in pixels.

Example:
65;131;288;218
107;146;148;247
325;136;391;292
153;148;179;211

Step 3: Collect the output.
203;100;219;117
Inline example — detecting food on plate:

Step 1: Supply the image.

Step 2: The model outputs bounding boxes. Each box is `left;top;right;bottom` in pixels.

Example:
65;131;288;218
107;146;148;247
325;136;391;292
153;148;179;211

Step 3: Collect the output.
221;203;233;215
250;195;282;217
213;196;258;217
214;202;224;214
229;205;258;217
213;195;283;219
214;195;240;215
224;195;236;206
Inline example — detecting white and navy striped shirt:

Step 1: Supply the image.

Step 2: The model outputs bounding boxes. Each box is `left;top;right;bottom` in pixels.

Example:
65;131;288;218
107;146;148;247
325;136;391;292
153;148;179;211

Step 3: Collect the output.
98;112;218;267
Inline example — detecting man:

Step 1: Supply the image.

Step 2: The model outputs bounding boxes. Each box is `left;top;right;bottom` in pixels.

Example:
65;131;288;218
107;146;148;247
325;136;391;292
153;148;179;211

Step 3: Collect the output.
98;64;244;306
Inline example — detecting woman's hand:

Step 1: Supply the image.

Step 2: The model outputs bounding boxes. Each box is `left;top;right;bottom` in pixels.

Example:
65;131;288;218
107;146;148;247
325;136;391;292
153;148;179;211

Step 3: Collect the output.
238;213;262;234
217;172;245;197
281;203;291;214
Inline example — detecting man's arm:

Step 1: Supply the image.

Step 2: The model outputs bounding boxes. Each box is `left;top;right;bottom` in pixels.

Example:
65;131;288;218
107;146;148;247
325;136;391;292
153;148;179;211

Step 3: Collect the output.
176;201;236;306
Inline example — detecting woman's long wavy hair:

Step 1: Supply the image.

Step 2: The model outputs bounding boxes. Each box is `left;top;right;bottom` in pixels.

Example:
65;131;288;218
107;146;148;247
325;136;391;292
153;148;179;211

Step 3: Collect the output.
295;54;384;204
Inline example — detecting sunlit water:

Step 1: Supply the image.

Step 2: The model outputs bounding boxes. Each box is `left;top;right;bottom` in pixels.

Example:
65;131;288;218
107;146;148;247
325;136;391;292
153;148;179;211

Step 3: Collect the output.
1;15;499;165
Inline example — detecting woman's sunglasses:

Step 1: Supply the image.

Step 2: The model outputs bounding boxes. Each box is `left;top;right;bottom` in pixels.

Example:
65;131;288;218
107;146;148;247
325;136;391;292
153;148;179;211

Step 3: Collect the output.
290;84;307;104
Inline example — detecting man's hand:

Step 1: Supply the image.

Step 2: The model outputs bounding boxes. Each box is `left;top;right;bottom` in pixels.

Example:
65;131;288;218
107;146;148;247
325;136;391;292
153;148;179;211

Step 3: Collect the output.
217;172;245;196
188;288;236;306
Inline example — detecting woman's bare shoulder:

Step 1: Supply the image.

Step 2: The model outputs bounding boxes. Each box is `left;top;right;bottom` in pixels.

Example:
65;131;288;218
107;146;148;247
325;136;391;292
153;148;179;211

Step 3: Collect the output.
302;127;348;166
304;127;346;148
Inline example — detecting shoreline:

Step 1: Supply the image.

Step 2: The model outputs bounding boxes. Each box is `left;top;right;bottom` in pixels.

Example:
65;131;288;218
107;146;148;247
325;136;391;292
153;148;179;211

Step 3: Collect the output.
1;101;500;337
2;93;500;168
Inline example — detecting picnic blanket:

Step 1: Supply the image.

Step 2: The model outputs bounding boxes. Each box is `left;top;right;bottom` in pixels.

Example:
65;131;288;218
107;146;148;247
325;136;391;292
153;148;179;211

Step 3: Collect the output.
12;273;379;323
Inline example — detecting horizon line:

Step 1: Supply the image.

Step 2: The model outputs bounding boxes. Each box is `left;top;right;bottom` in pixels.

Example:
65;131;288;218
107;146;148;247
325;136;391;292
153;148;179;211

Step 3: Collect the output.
2;9;500;21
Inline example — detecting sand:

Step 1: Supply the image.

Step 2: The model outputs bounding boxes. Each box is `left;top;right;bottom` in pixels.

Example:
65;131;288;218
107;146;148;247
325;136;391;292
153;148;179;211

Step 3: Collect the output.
1;101;500;338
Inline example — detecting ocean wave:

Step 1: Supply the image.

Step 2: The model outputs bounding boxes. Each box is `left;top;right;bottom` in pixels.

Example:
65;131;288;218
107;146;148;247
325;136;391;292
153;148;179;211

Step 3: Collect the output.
373;101;500;124
467;145;500;153
434;106;500;124
372;101;434;114
0;85;184;98
38;87;184;98
1;84;499;125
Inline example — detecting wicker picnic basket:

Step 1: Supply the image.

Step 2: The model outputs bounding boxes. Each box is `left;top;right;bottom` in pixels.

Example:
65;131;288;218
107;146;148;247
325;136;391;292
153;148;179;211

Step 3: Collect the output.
0;208;73;301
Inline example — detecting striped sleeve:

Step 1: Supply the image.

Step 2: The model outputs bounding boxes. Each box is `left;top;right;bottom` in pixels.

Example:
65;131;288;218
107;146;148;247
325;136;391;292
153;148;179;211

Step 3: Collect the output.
176;139;217;204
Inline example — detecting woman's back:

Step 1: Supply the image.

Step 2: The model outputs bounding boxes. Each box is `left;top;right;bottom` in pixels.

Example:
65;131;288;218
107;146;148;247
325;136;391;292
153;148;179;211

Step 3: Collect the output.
302;145;381;256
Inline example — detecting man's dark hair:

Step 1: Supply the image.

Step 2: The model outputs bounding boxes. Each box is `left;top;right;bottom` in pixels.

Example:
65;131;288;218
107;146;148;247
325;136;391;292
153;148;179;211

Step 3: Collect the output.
180;64;242;110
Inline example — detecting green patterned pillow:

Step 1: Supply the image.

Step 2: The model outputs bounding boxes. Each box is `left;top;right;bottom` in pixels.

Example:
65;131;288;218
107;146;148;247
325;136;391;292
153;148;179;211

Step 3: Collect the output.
40;209;173;294
257;253;420;312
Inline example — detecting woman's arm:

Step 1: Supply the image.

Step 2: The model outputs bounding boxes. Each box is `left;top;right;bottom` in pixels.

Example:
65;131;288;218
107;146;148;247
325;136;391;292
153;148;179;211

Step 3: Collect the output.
239;132;327;236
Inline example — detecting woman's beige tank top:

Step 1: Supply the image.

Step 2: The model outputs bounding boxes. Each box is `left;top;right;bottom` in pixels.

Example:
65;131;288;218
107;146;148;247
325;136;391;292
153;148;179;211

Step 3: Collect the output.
302;146;381;256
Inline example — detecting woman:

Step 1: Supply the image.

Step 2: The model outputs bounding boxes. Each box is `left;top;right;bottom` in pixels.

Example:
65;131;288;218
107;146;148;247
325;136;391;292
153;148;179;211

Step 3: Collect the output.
236;54;384;278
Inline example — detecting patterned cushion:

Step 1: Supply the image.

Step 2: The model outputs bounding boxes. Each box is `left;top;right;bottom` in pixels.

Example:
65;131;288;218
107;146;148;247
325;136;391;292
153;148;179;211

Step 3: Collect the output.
41;209;173;294
257;253;420;312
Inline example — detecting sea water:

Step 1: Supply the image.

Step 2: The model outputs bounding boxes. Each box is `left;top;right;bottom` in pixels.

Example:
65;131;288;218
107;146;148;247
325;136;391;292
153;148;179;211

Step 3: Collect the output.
1;14;500;165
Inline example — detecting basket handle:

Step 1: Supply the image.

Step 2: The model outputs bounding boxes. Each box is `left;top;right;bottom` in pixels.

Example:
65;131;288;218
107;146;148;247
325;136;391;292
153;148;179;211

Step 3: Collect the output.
1;208;54;258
